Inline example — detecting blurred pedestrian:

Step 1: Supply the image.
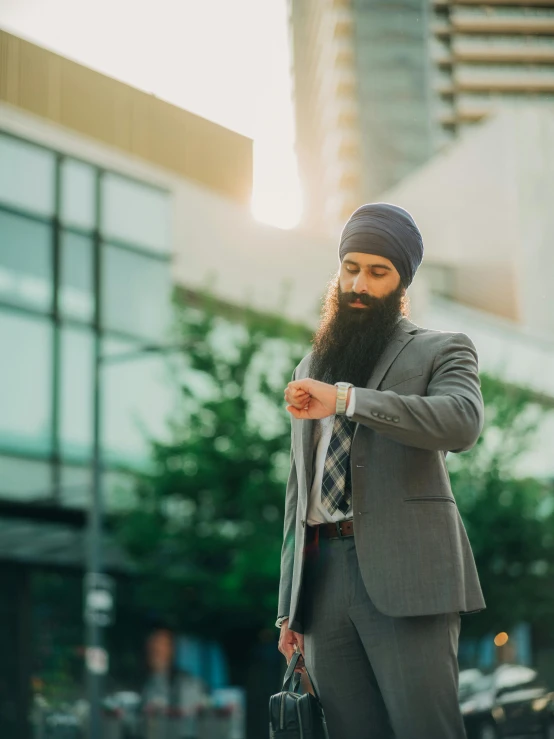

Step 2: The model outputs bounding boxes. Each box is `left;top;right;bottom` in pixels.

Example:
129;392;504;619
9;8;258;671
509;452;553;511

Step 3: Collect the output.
142;625;206;739
142;626;176;711
277;203;485;739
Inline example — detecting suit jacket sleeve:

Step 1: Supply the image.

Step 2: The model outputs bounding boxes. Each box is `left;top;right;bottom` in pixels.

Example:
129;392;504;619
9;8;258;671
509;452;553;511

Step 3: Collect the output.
350;332;484;453
277;372;299;620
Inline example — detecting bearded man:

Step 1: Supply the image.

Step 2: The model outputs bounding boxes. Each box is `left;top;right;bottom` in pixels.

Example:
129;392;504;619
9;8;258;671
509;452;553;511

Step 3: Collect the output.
277;203;485;739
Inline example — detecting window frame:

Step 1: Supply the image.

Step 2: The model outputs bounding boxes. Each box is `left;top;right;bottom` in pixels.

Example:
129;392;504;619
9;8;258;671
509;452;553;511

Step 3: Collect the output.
0;129;171;508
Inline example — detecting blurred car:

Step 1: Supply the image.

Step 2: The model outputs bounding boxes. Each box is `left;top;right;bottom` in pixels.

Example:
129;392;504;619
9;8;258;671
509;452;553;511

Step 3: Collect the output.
103;691;142;738
459;669;485;703
44;708;82;738
30;695;83;739
460;663;554;739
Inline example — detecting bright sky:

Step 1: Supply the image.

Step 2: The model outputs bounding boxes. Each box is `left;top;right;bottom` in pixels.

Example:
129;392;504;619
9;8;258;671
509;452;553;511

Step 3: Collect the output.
0;0;303;229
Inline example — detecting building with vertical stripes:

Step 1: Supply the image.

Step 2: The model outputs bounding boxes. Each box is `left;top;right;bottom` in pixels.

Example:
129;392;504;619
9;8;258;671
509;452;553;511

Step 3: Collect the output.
288;0;554;235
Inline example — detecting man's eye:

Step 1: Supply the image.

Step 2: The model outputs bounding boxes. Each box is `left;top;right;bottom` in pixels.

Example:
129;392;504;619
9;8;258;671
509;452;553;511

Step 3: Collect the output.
372;272;386;278
345;266;358;273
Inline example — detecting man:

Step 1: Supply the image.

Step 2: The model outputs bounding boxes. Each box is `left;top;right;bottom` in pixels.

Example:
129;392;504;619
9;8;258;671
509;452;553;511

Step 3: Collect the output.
277;203;485;739
142;625;206;739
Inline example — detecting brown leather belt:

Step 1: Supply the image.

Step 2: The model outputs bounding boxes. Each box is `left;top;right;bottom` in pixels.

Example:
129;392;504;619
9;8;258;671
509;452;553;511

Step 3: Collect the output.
309;518;354;540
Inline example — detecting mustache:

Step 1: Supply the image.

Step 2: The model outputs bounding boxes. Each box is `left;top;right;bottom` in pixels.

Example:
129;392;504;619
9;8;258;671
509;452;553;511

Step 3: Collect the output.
338;291;381;308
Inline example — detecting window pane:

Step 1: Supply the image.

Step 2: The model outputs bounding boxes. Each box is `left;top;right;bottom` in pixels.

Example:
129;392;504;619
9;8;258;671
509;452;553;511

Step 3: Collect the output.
60;159;96;230
102;245;171;339
101;174;170;252
60;466;137;511
102;338;175;465
60;464;91;508
60;231;94;322
0;312;52;453
60;327;93;460
0;210;52;311
0;134;55;216
0;455;52;501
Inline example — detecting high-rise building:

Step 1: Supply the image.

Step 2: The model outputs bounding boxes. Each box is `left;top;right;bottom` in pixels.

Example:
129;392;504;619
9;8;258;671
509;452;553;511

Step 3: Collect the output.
288;0;434;235
289;0;554;235
433;1;554;135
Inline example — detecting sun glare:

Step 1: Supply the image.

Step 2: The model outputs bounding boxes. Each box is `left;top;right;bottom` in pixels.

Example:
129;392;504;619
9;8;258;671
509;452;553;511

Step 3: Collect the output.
0;0;303;230
251;144;304;230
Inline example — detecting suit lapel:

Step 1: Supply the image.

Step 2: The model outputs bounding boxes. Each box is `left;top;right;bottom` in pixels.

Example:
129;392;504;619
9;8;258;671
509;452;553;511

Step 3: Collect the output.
366;319;416;390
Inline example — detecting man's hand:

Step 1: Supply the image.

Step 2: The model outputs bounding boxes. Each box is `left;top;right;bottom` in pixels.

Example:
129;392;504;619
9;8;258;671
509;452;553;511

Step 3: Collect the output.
285;378;350;420
284;383;311;411
278;619;305;673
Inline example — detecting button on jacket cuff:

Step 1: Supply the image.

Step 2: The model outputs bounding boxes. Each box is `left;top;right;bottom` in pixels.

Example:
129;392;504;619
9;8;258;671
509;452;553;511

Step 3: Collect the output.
347;334;484;452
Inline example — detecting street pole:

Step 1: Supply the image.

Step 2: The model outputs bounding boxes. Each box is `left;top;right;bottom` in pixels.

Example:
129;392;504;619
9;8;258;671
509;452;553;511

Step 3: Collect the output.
86;334;103;739
86;170;104;739
84;336;188;738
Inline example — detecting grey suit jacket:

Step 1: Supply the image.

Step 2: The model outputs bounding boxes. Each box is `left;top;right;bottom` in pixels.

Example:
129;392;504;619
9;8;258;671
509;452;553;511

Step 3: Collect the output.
278;318;486;633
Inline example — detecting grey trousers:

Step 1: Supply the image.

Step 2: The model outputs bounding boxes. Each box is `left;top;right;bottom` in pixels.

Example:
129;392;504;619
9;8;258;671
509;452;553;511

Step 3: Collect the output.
302;534;467;739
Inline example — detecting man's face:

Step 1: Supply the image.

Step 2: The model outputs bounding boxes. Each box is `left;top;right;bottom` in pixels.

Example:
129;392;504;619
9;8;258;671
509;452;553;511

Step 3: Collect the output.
146;629;174;673
309;254;405;387
338;252;401;307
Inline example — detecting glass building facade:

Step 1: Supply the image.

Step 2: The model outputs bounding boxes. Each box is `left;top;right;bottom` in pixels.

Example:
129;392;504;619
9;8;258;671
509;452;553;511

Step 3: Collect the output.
0;130;173;511
0;129;175;738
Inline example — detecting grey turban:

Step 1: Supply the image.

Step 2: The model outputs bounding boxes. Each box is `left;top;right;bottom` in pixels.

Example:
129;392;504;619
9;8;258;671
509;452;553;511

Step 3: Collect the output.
338;203;424;287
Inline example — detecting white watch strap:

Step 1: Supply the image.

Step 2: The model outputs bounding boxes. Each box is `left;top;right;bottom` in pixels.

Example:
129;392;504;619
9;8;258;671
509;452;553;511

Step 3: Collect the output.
335;382;353;415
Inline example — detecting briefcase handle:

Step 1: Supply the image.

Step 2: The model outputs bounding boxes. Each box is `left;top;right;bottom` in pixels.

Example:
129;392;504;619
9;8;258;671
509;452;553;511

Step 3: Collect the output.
282;650;322;703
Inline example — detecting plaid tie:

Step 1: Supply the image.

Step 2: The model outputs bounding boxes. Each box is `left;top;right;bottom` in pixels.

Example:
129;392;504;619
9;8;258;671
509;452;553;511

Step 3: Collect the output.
321;414;355;516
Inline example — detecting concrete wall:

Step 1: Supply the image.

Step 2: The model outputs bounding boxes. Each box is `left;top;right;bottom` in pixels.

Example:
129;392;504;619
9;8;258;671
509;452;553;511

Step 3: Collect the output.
379;108;521;265
381;105;554;332
511;106;554;336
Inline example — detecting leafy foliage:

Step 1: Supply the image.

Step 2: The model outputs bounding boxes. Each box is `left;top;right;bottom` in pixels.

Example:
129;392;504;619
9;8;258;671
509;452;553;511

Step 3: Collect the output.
117;302;554;643
450;374;554;635
116;299;308;638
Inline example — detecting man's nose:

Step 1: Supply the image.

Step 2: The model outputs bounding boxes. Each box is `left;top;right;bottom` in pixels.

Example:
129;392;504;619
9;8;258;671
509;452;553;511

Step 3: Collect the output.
352;272;369;293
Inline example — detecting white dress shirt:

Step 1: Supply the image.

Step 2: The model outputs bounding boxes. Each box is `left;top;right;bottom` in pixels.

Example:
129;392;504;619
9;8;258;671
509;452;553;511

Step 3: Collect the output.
306;389;357;526
276;391;358;624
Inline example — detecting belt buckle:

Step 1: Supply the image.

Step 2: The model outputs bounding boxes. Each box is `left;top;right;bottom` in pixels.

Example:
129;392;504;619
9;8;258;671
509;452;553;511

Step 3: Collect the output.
334;521;343;538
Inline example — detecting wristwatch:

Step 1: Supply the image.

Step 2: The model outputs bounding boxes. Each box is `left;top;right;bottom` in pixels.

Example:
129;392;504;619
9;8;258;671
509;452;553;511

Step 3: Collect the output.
275;616;289;629
334;382;353;415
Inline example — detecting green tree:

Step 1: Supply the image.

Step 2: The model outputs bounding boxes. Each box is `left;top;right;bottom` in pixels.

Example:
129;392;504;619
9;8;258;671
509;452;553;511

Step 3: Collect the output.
116;300;554;664
116;297;309;639
450;374;554;637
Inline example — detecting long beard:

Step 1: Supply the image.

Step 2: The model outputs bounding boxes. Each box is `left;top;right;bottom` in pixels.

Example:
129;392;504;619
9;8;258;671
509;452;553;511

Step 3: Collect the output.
309;277;405;388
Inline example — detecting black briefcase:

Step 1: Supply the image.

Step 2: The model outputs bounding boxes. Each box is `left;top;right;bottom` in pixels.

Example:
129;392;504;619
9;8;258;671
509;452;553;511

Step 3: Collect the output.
269;650;329;739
